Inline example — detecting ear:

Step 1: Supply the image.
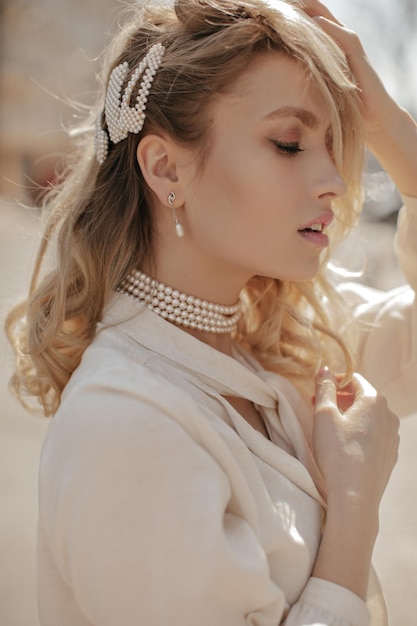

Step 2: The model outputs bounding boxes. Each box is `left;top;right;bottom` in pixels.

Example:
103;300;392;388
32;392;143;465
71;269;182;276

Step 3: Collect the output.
136;134;184;206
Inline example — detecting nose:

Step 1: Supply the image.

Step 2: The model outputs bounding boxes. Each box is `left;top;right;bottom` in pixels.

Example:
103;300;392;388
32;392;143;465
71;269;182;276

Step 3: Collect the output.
313;156;347;201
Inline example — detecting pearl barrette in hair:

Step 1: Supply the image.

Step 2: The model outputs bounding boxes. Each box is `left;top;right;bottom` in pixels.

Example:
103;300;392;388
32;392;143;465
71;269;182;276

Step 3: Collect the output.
95;42;166;164
117;270;242;333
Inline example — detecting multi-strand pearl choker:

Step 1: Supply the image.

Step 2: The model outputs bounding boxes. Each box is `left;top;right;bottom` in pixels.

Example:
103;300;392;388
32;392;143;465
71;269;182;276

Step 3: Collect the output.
117;269;242;333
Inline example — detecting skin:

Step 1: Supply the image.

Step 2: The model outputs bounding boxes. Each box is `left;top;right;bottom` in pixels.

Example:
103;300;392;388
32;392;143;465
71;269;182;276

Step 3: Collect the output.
136;0;417;602
171;54;344;289
139;53;346;436
138;54;344;351
302;0;416;599
303;0;417;198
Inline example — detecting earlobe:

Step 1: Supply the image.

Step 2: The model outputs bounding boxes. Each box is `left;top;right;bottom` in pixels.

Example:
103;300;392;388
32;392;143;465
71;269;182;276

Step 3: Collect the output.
136;134;180;205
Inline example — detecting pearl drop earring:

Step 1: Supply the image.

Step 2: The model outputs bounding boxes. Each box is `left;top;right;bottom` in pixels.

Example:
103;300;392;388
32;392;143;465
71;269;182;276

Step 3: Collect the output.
168;192;184;238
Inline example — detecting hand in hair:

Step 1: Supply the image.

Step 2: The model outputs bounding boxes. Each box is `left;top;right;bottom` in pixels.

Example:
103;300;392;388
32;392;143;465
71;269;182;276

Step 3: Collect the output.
302;0;417;198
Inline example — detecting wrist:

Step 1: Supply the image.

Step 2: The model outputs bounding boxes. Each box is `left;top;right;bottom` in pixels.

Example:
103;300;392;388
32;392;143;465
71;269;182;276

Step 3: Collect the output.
313;500;379;600
367;102;416;149
366;104;417;197
325;495;379;541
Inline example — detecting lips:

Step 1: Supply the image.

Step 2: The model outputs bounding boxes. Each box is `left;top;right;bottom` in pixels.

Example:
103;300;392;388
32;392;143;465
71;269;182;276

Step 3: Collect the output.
298;211;334;234
297;211;334;249
301;222;324;233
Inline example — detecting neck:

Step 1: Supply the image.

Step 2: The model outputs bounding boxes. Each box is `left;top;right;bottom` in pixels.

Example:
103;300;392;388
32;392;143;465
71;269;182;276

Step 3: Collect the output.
118;269;242;354
142;236;248;307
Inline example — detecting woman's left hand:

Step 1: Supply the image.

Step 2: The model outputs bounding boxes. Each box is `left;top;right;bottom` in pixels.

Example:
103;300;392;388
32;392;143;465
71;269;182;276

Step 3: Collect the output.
302;0;417;198
302;0;392;132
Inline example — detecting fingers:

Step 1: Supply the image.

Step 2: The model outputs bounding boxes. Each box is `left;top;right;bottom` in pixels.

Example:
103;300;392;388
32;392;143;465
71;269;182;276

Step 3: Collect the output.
312;368;400;508
301;1;365;60
300;0;344;27
310;15;364;59
345;374;400;444
314;366;338;412
313;369;381;415
349;372;378;400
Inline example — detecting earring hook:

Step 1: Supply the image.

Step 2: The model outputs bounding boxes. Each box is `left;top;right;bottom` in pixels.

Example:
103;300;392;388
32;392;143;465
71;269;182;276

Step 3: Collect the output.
168;192;184;238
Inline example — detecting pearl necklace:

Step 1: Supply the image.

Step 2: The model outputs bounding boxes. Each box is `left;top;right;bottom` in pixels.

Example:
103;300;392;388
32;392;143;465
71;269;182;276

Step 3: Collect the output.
117;270;242;333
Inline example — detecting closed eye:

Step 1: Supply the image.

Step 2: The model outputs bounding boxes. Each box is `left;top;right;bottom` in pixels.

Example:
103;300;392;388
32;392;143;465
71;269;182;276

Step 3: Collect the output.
270;140;305;157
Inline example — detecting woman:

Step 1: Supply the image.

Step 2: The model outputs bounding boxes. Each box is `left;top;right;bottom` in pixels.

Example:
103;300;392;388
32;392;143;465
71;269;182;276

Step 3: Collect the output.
6;0;417;624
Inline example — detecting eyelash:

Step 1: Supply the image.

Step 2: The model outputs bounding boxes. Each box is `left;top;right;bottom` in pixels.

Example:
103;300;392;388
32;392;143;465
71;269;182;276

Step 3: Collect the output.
271;141;305;157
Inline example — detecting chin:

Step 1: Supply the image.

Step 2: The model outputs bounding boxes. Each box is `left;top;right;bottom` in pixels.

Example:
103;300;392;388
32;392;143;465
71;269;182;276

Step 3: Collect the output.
255;256;322;283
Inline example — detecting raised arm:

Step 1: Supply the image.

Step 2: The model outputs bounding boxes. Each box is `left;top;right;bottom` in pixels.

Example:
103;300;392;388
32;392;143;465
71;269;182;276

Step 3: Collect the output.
303;0;417;198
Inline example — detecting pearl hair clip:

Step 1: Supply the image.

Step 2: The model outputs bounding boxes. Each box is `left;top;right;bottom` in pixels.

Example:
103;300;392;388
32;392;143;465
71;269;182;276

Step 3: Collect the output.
95;42;166;164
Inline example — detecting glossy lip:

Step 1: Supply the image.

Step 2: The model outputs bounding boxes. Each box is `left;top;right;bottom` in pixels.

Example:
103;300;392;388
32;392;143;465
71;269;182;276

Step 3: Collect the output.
298;210;334;232
298;229;329;248
297;210;334;249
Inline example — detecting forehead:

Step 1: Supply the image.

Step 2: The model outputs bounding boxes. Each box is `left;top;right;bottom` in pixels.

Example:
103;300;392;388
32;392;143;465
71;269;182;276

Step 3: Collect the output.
216;52;331;127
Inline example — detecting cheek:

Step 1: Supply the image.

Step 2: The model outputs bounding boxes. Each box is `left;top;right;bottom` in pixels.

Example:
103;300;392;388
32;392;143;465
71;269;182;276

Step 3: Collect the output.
185;139;305;264
190;153;249;225
193;164;292;249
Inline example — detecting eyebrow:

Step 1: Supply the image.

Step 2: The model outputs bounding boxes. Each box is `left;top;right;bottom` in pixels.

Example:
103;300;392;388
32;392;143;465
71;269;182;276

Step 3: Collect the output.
263;106;320;129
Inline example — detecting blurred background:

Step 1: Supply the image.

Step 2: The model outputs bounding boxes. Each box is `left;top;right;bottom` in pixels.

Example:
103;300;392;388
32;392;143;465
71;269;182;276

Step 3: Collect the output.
0;0;416;624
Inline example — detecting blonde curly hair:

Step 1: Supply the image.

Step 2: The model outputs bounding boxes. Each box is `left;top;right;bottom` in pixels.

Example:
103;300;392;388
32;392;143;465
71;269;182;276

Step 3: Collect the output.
6;0;364;416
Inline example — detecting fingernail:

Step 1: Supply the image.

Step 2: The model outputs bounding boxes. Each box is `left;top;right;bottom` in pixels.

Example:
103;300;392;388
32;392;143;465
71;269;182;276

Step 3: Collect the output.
316;366;334;382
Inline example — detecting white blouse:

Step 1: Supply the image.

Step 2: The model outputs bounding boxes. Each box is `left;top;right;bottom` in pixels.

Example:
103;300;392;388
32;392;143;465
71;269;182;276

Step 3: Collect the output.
37;196;417;626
